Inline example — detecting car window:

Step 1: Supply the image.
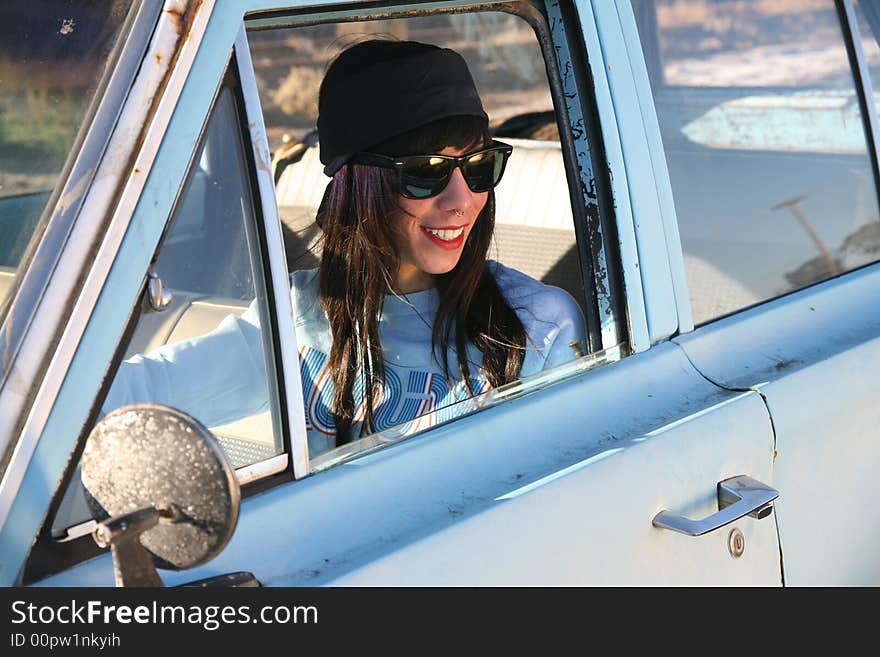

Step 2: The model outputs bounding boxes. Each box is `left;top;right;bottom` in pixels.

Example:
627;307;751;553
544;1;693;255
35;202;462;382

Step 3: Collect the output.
50;78;287;539
246;7;605;469
631;0;880;325
0;1;132;314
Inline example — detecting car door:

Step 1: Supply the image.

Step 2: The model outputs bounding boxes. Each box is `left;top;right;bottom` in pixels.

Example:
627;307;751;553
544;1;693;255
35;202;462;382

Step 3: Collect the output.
4;0;782;587
623;0;880;585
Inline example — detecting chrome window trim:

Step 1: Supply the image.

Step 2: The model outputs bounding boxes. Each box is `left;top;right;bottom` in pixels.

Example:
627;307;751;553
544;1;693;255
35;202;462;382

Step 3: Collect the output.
840;0;880;207
0;0;217;534
233;25;311;478
0;0;158;472
610;0;693;335
57;520;98;544
236;453;290;485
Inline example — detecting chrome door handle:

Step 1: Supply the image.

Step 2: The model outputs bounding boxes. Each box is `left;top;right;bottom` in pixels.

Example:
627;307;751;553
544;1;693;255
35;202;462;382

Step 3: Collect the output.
652;475;779;536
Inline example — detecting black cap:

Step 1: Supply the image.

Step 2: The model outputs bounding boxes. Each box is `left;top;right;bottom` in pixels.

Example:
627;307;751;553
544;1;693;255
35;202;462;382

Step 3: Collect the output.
317;40;488;177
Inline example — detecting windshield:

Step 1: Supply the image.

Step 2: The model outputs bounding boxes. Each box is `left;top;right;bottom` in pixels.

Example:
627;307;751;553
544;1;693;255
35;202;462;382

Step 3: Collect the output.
0;0;133;310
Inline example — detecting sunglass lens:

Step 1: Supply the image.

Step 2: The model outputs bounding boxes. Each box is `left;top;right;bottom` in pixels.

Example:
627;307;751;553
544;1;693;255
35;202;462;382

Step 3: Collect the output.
462;150;506;192
399;156;452;199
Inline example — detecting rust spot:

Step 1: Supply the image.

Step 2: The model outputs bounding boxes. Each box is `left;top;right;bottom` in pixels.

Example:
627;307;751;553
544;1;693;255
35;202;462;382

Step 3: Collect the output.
155;53;162;65
162;8;184;40
184;0;205;45
163;0;205;44
134;168;141;174
771;357;803;372
251;132;272;175
115;0;208;203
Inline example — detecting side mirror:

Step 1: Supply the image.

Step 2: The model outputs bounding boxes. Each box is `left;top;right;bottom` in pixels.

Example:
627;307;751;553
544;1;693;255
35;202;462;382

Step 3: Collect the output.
81;403;240;587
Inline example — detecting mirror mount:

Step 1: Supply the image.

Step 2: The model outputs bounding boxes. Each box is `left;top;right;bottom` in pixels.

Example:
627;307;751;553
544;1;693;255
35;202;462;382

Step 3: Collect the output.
92;506;169;587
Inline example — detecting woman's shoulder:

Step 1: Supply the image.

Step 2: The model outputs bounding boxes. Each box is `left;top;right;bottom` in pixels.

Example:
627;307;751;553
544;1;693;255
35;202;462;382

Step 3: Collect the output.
488;261;587;372
488;260;582;321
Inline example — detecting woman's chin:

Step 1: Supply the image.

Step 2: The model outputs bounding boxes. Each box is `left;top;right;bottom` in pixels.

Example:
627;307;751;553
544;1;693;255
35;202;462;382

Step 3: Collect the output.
395;251;465;291
423;256;462;276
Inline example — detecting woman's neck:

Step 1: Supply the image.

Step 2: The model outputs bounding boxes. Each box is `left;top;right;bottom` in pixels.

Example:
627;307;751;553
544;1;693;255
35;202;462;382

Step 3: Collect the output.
393;262;435;294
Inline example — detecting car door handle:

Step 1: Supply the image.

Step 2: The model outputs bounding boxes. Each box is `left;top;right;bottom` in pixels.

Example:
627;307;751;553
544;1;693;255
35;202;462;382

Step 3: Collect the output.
652;475;779;536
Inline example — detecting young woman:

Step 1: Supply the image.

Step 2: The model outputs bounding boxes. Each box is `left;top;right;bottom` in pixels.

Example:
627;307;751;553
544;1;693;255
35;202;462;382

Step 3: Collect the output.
106;39;587;458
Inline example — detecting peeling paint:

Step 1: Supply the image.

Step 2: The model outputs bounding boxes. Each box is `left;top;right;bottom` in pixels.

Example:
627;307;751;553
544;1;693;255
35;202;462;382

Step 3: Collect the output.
250;125;273;175
546;0;614;336
252;145;272;175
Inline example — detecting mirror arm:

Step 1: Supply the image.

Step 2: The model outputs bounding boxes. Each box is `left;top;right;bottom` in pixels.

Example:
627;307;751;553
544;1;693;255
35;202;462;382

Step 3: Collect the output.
93;505;176;587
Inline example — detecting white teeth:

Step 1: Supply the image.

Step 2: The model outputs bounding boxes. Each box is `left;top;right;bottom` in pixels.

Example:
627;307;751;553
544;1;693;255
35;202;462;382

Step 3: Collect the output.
424;227;465;241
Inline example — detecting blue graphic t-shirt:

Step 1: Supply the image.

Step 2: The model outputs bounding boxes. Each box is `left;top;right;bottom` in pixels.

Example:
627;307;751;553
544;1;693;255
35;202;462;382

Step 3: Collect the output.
106;262;587;458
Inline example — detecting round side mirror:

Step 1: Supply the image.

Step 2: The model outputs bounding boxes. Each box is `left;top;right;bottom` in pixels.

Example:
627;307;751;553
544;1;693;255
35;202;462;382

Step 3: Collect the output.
81;404;240;582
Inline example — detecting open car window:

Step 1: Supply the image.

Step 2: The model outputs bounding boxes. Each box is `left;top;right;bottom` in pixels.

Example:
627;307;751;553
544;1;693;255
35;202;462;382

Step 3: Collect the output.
245;6;618;470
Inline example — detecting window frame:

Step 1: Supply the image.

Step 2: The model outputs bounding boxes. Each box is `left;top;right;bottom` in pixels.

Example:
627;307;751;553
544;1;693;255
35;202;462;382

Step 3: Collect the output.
243;0;630;471
233;25;311;479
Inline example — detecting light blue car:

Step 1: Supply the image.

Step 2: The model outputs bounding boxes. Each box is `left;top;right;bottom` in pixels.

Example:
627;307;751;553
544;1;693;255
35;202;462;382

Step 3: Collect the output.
2;0;879;586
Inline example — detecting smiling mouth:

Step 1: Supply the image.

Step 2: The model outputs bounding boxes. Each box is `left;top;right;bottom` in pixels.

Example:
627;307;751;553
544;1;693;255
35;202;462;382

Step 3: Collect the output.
421;226;465;241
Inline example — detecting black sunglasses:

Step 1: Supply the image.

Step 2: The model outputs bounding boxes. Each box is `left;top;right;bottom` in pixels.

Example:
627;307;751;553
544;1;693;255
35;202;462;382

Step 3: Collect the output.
349;140;513;200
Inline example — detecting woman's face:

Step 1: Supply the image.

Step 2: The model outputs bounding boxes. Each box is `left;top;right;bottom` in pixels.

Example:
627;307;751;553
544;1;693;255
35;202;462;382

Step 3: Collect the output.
390;145;488;294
